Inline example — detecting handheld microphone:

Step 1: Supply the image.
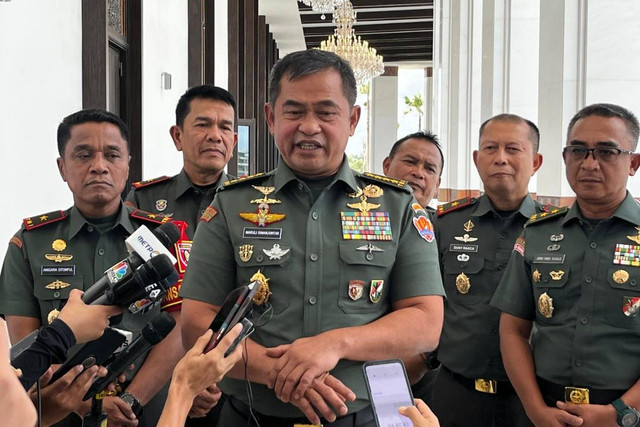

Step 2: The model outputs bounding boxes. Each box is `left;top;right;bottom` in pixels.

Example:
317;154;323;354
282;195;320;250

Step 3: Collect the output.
84;312;176;400
90;255;177;307
82;222;180;304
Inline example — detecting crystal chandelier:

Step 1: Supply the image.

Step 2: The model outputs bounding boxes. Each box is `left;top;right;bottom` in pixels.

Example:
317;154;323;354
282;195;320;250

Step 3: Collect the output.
318;1;385;86
299;0;345;20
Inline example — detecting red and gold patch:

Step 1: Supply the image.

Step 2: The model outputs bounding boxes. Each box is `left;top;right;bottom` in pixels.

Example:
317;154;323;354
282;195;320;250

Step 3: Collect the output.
200;206;218;222
10;236;22;248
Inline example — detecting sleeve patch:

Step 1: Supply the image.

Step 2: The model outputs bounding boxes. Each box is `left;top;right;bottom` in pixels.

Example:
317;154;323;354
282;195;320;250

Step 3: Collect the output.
413;214;435;243
200;206;218;222
161;281;182;312
9;236;22;248
513;236;525;256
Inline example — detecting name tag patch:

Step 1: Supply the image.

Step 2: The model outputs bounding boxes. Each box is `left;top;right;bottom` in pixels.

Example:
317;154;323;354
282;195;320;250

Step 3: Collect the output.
41;265;76;275
533;254;566;264
449;244;478;253
243;227;282;240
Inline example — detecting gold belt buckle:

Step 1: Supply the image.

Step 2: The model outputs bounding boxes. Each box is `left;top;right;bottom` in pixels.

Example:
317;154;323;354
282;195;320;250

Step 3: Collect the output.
564;386;590;404
475;378;497;394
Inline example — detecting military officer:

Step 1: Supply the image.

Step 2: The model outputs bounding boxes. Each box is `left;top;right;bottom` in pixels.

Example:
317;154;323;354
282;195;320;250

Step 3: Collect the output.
383;130;444;405
492;103;640;427
383;130;444;218
0;109;175;427
179;49;445;427
430;114;544;426
125;85;237;241
125;85;238;423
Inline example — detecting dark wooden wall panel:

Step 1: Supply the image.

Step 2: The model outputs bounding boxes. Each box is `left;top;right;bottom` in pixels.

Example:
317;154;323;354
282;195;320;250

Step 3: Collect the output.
82;0;108;109
187;0;202;87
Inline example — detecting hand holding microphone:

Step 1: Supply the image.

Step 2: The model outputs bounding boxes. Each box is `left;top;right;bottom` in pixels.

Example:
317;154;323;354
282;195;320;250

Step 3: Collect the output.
59;289;123;344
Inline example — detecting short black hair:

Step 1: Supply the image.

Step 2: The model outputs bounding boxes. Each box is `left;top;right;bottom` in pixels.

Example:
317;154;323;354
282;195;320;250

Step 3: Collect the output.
268;49;357;107
57;109;129;157
388;131;444;176
175;85;237;128
567;103;640;149
479;113;540;153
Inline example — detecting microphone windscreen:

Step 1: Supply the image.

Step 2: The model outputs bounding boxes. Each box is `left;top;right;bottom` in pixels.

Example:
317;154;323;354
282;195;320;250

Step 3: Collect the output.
154;222;181;248
144;254;176;282
142;312;176;344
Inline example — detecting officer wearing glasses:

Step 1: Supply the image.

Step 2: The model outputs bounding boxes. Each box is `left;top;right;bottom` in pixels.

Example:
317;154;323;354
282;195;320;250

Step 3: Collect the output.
492;103;640;427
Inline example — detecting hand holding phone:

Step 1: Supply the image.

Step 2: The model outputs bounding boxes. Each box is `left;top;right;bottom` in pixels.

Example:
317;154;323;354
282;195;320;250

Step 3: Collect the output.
363;359;415;427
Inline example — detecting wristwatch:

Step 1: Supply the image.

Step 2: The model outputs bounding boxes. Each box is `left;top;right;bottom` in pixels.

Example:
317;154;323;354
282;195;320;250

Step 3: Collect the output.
612;398;640;427
120;392;143;417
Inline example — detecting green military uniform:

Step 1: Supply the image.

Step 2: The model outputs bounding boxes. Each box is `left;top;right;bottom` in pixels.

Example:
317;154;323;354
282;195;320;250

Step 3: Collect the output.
0;203;169;425
180;158;445;418
431;194;547;426
492;192;640;400
125;169;230;240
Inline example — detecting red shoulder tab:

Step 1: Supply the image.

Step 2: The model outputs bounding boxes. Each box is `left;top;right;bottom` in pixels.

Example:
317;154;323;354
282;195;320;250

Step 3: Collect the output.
436;197;476;217
130;209;172;224
132;176;170;189
23;210;66;230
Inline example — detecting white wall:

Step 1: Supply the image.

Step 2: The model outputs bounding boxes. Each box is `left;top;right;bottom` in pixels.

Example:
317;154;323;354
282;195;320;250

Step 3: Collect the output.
140;1;189;180
0;1;82;261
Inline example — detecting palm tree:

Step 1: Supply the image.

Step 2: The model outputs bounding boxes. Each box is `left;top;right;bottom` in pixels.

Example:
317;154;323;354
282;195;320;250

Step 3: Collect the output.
403;93;424;129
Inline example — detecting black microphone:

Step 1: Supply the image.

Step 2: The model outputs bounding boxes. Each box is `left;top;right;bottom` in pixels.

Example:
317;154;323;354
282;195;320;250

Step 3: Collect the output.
84;312;176;400
90;254;177;307
82;222;180;304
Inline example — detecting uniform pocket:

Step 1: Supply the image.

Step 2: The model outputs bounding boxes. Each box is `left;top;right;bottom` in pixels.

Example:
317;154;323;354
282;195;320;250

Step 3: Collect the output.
33;275;84;323
442;255;485;304
532;266;569;324
601;267;640;329
337;242;396;314
234;242;291;314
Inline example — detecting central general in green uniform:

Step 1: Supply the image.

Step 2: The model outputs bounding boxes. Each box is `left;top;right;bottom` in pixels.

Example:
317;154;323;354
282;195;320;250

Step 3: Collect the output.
179;49;445;427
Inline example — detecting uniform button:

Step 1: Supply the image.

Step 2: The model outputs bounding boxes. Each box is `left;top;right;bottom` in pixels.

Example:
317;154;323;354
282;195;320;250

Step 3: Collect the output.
87;226;94;232
298;183;304;191
199;210;205;216
460;263;467;268
54;291;61;298
589;242;597;249
497;264;503;270
312;212;318;220
256;255;264;262
578;220;584;226
308;296;317;304
575;360;582;367
98;248;105;256
491;328;498;334
366;253;374;261
500;233;507;239
585;277;592;284
310;253;318;261
543;277;549;283
631;279;637;286
580;317;588;324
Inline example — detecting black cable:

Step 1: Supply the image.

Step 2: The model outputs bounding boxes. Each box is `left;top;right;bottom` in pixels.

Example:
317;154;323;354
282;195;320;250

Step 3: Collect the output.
36;378;42;427
243;334;260;427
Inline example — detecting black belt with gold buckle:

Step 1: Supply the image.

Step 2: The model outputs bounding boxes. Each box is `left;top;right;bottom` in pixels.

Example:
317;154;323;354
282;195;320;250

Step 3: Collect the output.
441;365;515;396
537;377;624;405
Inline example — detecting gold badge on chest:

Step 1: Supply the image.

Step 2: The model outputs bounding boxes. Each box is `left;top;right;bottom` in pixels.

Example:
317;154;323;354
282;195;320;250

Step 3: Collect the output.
239;244;254;262
250;269;272;305
346;185;383;212
239;186;286;227
45;239;73;263
456;272;470;294
538;292;554;318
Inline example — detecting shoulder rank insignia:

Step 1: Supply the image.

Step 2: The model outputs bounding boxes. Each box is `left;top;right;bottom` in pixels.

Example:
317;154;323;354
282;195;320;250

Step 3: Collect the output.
360;172;408;190
130;209;172;224
23;210;67;231
542;203;561;213
224;172;267;187
436;197;477;217
525;206;569;227
131;175;170;189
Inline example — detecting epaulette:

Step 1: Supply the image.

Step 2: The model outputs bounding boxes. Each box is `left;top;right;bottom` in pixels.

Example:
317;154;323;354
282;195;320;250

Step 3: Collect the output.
360;172;408;191
130;209;172;224
23;210;67;231
541;203;560;213
223;172;267;187
525;206;568;227
436;197;477;217
131;176;170;189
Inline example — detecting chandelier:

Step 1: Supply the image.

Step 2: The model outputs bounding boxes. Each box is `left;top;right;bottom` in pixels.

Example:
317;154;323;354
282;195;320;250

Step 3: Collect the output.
299;0;345;20
318;1;385;86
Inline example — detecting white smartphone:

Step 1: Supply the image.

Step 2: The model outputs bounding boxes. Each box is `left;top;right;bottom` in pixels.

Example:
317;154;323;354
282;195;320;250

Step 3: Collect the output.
363;359;415;427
